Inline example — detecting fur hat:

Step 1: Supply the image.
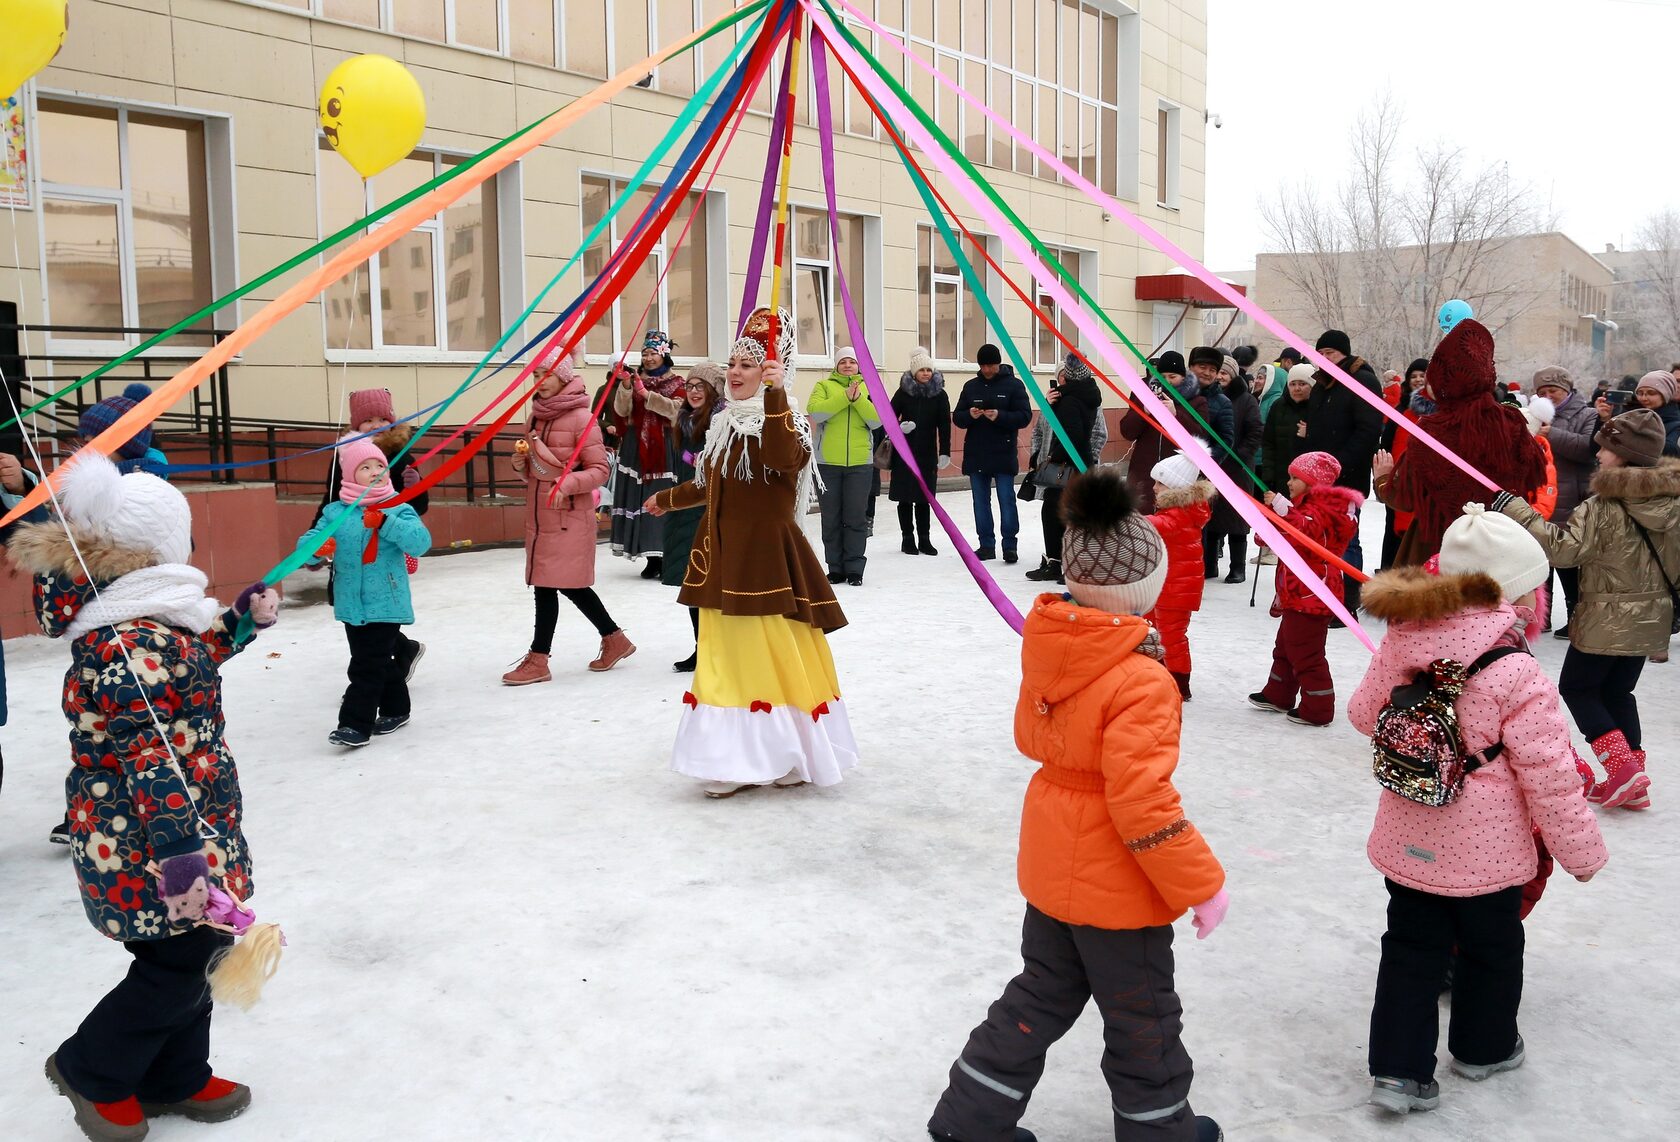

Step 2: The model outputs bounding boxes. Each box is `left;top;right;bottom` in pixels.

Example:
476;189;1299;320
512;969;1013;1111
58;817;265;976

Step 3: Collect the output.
79;384;156;461
532;342;581;382
976;343;1002;367
1150;453;1202;489
1637;370;1677;405
1315;329;1352;356
1059;468;1168;616
1521;396;1556;436
348;388;396;429
1406;357;1431;379
907;346;936;376
1288;450;1341;488
1531;365;1574;397
1596;408;1667;468
57;450;193;567
1154;350;1187;378
834;346;858;368
1232;344;1259;369
1187;346;1224;370
1437;502;1551;602
1286;363;1317;386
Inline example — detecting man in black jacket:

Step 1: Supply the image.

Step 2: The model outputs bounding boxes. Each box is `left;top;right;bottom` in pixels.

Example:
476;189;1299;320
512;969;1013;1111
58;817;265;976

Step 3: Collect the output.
1305;329;1384;614
955;344;1032;562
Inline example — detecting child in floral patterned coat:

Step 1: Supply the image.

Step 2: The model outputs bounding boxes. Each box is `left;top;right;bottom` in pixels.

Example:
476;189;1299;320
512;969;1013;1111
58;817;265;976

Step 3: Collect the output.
8;452;278;1140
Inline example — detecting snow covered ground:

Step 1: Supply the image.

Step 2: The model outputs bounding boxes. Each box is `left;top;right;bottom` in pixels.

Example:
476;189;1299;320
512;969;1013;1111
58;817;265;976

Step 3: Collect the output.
1;493;1673;1141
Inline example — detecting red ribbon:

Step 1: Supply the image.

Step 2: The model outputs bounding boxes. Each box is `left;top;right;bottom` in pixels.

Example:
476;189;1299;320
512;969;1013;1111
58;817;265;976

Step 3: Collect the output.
361;508;384;565
683;691;698;708
810;701;829;722
750;700;773;714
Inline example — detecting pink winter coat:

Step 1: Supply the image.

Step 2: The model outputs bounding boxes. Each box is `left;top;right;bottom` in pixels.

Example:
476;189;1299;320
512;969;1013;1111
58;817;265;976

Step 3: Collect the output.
522;377;610;589
1351;568;1607;897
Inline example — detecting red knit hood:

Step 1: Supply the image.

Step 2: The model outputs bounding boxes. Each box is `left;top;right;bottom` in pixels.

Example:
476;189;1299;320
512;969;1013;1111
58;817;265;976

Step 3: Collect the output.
1426;319;1495;403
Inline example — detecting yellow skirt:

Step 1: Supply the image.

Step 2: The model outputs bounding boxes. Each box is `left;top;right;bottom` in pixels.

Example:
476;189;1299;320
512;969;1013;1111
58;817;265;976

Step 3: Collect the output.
672;610;858;786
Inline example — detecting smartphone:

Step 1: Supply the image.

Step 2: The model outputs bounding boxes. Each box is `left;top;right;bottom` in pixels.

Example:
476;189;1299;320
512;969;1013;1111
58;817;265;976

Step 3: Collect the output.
1603;389;1633;408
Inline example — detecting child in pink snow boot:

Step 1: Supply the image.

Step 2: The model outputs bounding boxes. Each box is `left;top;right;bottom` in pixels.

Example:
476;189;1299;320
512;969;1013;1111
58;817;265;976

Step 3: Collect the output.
1248;451;1362;726
1353;504;1607;1115
1494;406;1680;810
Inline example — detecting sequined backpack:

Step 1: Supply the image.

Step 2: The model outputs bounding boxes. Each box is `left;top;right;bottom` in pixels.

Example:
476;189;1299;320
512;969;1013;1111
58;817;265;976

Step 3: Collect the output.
1371;647;1526;807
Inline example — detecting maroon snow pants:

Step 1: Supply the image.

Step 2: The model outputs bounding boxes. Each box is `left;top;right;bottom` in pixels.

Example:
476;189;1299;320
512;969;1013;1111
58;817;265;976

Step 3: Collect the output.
1259;610;1334;725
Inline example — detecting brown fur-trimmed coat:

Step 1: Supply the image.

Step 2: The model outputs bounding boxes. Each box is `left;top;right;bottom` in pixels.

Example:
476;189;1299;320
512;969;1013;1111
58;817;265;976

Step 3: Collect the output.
1498;459;1680;657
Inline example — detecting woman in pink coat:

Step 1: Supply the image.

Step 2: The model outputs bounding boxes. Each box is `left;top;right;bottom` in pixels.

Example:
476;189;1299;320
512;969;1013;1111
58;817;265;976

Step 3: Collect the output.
502;348;636;685
1351;504;1606;1117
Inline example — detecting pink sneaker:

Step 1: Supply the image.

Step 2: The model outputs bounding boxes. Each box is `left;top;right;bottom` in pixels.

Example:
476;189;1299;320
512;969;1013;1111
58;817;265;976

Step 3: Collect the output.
1589;731;1650;809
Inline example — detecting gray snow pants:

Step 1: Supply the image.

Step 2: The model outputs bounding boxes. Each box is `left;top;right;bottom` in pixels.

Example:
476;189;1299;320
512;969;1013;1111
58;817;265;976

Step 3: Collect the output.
818;463;873;576
928;905;1199;1142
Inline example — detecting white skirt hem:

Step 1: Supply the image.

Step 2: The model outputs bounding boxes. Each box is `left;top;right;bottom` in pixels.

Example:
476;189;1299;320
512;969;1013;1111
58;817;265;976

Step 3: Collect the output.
671;699;858;787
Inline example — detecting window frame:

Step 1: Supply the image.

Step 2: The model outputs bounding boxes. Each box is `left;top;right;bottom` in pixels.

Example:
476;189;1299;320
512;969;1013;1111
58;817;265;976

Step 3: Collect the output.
1030;243;1092;370
1155;98;1181;210
917;222;999;368
33;90;239;359
317;142;523;364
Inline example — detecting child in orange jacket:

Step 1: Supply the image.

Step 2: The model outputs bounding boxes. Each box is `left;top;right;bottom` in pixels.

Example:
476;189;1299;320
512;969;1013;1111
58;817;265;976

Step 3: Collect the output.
1146;453;1218;700
928;468;1228;1142
1249;451;1363;727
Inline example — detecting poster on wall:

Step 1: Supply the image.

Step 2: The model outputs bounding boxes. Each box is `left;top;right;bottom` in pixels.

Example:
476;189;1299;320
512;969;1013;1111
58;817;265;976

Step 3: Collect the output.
1;93;30;209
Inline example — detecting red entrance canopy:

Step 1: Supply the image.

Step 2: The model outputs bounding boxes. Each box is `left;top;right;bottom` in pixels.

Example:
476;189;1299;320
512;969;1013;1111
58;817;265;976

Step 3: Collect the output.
1135;273;1247;308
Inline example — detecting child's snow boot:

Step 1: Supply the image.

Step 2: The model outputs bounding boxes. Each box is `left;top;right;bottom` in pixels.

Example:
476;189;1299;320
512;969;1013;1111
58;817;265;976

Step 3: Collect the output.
1626;750;1651;809
1588;730;1649;808
1172;672;1192;700
46;1053;148;1140
589;630;636;672
140;1076;252;1123
1368;1076;1440;1114
501;651;552;686
1451;1036;1525;1081
1195;1117;1225;1142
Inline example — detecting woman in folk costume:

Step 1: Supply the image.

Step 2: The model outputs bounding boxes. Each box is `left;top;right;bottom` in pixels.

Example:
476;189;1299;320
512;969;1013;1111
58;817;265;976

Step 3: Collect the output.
610;330;684;578
663;364;726;673
645;307;857;798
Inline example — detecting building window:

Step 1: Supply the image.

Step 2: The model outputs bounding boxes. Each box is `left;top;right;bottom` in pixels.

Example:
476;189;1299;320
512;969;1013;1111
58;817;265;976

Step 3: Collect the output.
318;145;506;355
1156;101;1181;209
866;1;1133;195
1032;245;1084;368
772;206;869;362
579;173;713;358
36;98;234;352
918;225;994;365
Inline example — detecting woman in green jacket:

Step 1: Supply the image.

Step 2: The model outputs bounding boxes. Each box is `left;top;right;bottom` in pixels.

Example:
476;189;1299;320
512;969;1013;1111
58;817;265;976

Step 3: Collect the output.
808;347;881;585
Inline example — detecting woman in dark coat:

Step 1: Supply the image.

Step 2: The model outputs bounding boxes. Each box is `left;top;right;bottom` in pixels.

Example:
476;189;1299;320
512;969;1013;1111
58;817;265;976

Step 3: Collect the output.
1203;355;1263;582
1025;353;1103;583
1260;365;1314;493
1119;351;1208;514
889;347;953;556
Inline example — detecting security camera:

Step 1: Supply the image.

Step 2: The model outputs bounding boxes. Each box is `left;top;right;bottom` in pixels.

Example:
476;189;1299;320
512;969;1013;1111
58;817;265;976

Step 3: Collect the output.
1210;114;1223;129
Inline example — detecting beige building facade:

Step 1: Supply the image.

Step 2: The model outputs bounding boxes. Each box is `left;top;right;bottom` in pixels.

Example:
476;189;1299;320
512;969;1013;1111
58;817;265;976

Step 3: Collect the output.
0;0;1212;433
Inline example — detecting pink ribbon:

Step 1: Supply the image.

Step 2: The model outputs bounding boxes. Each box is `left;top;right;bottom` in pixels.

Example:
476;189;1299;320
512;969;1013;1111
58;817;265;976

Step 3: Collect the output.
807;3;1373;648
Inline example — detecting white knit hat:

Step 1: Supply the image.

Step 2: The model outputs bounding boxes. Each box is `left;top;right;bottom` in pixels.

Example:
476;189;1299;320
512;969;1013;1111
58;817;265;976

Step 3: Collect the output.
1521;395;1555;436
835;346;857;366
1150;453;1202;489
57;450;194;567
1437;502;1550;602
1287;363;1317;385
907;346;936;376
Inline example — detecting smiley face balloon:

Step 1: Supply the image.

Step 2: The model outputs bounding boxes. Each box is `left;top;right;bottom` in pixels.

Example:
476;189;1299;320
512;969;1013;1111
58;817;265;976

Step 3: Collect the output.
0;0;69;101
319;54;426;180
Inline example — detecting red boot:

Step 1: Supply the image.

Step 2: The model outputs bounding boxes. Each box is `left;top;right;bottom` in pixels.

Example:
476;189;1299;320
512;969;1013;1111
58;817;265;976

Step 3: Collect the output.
140;1076;252;1122
45;1053;148;1140
1588;730;1650;809
1625;750;1651;810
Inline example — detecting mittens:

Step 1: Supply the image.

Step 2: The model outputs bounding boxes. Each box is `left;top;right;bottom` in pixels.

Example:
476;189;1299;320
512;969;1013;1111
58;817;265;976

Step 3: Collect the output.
1191;888;1229;940
1270;495;1292;517
158;852;212;924
898;421;917;433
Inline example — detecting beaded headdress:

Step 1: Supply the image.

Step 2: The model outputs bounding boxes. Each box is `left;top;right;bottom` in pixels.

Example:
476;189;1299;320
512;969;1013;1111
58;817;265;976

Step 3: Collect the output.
731;306;795;370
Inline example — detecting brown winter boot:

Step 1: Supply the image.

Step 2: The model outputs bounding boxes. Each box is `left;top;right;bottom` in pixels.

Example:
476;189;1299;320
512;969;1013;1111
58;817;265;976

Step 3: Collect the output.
501;652;552;686
589;630;637;672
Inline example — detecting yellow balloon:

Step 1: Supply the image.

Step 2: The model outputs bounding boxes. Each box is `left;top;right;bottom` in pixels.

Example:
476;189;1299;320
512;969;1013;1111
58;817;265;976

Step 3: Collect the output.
319;54;426;180
0;0;69;101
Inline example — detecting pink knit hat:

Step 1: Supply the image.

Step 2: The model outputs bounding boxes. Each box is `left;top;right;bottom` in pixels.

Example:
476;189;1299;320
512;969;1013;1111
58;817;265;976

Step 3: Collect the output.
532;341;579;382
1288;450;1342;488
337;435;389;486
347;388;395;428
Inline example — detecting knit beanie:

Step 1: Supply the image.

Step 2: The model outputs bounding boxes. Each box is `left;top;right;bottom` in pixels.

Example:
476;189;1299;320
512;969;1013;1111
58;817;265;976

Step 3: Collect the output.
1531;365;1574;397
337;435;393;502
531;342;580;382
1154;350;1187;378
1288;450;1341;488
1438;502;1551;602
907;346;936;376
1232;344;1259;370
79;384;156;461
1315;329;1352;356
348;388;396;428
1407;357;1431;379
1521;396;1556;436
1150;453;1202;489
1638;370;1677;405
1187;346;1224;370
1058;468;1168;616
1286;363;1317;386
835;346;857;368
1063;352;1094;384
1219;354;1241;380
57;449;193;566
1595;407;1666;468
976;343;1002;367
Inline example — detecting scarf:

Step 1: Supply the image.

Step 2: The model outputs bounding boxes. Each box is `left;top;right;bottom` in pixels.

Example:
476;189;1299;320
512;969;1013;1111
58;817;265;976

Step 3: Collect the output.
339;474;395;564
1135;627;1166;663
1409;390;1438;417
531;380;589;421
630;364;682;481
694;383;821;516
66;563;221;640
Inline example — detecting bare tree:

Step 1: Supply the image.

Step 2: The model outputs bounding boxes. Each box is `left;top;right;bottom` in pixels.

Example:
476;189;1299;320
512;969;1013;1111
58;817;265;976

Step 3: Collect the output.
1260;95;1552;368
1612;210;1680;370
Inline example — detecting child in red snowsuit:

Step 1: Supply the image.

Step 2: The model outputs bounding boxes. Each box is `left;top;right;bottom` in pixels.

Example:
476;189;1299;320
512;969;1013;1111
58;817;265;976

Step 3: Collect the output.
1146;453;1217;700
1249;451;1363;726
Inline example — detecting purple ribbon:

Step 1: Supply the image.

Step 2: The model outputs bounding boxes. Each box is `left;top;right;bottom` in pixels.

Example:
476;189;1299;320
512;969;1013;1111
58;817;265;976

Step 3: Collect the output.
737;30;799;334
811;37;1025;634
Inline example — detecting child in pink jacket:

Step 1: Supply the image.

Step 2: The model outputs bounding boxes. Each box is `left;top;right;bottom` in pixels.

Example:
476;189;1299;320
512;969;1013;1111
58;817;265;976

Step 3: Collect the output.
1351;504;1607;1117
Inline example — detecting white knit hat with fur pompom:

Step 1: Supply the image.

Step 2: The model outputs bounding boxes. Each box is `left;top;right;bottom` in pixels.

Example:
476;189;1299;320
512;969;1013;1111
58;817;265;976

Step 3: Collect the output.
1438;502;1550;603
57;451;194;567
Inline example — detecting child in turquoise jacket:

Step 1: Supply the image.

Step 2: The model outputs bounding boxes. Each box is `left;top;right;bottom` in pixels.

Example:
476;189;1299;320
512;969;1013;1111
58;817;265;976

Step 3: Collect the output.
297;437;432;747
